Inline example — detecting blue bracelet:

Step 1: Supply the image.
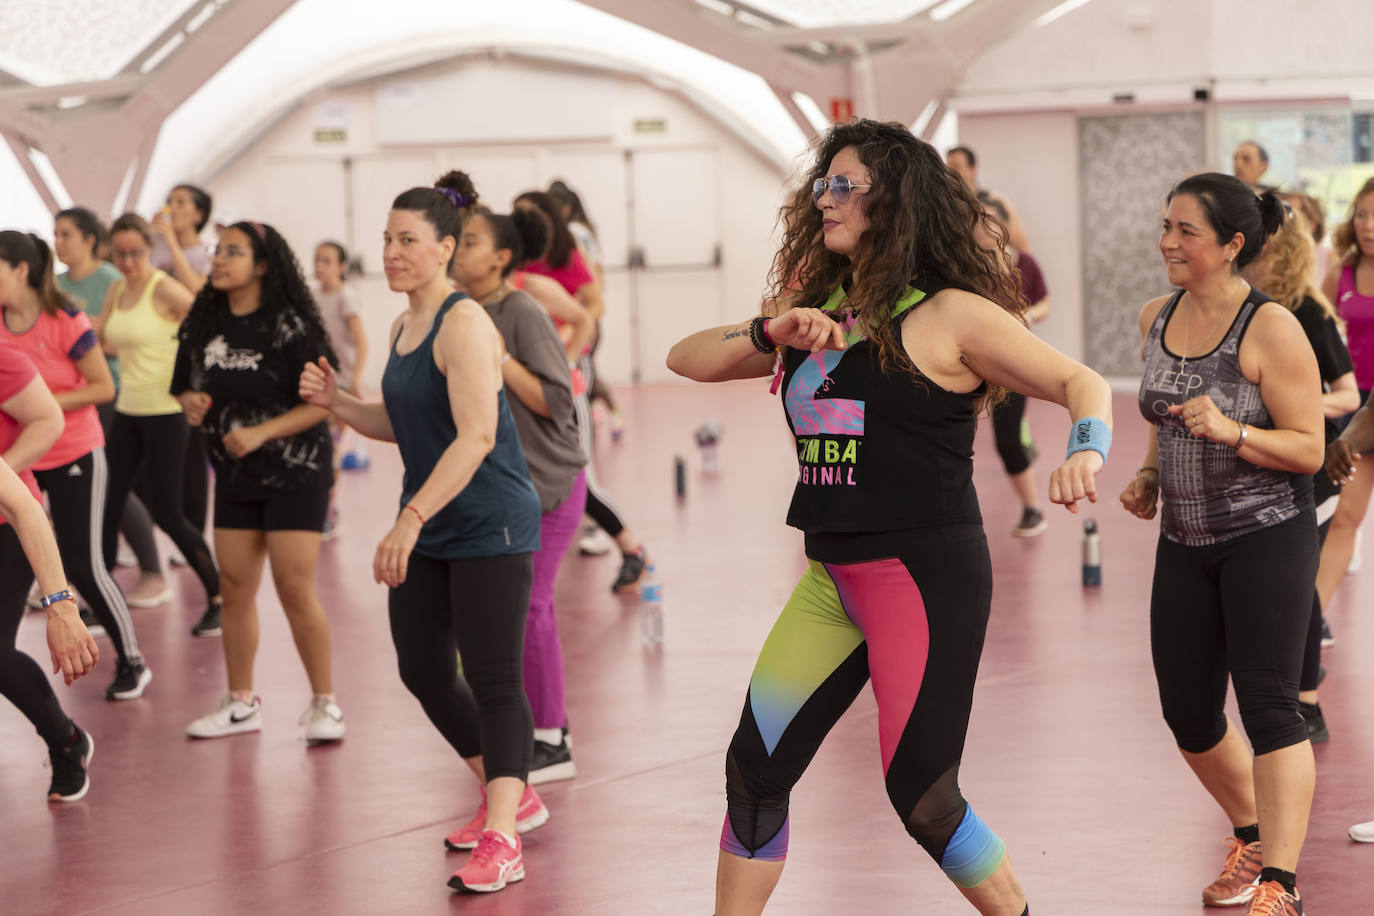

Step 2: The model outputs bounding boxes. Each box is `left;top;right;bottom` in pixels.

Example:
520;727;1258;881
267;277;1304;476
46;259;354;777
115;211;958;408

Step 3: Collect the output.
1066;417;1111;462
39;587;75;608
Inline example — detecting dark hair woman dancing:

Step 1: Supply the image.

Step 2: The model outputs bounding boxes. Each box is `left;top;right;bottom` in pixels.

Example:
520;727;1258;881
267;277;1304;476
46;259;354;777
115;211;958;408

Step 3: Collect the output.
300;174;544;895
669;119;1111;915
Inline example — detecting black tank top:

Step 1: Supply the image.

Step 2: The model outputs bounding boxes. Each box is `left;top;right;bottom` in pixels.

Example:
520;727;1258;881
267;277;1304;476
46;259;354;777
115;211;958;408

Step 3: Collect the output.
782;284;985;534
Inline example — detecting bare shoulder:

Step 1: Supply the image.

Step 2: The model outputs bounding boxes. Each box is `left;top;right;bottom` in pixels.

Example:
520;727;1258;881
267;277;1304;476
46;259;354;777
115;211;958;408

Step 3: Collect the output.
1138;295;1172;334
917;287;1009;327
1247;299;1306;344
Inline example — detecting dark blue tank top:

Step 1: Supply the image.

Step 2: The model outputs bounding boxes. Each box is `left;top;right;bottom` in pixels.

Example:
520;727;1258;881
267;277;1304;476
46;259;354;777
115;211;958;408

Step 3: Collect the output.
382;293;540;559
781;284;985;535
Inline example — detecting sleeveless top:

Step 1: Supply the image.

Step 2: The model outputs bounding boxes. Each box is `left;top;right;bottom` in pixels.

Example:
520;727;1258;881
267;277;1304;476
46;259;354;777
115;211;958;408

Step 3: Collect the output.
782;284;984;537
103;270;182;416
381;293;541;560
1138;288;1312;546
1337;262;1374;389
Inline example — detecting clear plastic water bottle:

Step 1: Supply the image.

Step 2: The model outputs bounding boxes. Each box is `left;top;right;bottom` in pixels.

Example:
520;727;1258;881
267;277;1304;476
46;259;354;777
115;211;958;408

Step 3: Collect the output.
640;563;664;646
1082;518;1102;586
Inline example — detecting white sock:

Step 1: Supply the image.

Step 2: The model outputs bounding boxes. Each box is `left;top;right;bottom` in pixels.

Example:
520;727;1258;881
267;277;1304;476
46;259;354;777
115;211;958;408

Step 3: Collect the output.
533;727;563;745
490;829;517;848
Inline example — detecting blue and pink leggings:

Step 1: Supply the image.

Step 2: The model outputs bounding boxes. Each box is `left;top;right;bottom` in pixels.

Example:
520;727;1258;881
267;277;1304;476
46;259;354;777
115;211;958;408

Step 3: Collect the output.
721;527;1008;889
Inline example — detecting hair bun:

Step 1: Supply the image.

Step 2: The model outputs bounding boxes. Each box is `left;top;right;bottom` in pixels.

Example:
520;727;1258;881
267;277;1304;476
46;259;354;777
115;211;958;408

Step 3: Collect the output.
1257;190;1286;238
434;170;479;209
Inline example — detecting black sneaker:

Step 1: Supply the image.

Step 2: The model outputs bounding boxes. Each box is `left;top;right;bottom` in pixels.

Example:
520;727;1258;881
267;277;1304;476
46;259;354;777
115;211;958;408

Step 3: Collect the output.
1299;701;1329;744
191;602;222;638
79;606;106;638
1011;507;1047;538
1320;619;1335;647
105;659;152;700
612;550;647;594
47;724;93;802
529;737;577;785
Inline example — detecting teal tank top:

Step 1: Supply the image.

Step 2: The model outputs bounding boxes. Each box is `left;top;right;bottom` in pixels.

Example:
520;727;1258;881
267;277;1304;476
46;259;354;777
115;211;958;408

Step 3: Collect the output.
382;293;540;559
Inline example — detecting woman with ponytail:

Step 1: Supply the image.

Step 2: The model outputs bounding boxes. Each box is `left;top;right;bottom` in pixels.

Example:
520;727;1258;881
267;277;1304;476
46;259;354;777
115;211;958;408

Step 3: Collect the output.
452;205;586;786
1121;176;1321;913
301;173;545;894
0;231;151;700
174;221;343;744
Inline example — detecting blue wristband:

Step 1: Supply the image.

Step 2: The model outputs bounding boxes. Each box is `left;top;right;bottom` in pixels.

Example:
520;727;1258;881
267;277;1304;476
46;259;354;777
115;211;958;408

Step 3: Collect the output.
1066;417;1111;462
39;587;75;608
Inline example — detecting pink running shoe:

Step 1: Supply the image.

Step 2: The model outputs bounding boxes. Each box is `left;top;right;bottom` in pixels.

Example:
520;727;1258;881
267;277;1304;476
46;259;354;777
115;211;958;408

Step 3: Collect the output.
448;830;524;894
444;784;550;850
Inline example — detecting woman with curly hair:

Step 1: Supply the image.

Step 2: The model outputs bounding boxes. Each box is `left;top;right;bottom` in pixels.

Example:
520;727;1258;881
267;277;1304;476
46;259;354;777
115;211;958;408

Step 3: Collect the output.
668;119;1111;915
174;221;343;744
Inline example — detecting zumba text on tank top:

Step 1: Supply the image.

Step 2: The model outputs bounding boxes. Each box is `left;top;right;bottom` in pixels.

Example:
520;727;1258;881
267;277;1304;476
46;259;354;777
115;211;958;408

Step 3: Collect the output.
1137;288;1311;545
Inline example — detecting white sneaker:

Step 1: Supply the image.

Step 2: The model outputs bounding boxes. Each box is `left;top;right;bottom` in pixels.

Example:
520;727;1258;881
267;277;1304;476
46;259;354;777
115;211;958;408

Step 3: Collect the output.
1348;528;1363;574
26;583;43;609
115;544;138;568
1351;819;1374;843
578;526;615;556
299;696;345;743
186;694;262;738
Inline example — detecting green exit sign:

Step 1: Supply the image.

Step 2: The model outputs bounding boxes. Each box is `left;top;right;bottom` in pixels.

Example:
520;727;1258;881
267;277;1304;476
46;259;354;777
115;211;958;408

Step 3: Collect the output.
633;118;667;134
313;128;347;144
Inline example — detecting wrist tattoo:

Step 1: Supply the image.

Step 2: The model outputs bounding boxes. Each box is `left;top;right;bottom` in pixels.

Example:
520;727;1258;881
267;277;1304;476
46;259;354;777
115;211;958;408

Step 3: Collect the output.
722;326;745;342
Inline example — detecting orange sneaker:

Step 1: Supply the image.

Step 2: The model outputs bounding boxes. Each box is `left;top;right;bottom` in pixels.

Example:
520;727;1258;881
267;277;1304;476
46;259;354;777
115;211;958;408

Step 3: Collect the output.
1202;838;1263;906
1243;880;1302;915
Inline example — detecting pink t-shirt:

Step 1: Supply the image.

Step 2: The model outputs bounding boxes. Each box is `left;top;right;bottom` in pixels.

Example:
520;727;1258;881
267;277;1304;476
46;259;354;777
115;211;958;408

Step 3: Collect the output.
0;305;104;470
523;248;595;297
0;343;43;521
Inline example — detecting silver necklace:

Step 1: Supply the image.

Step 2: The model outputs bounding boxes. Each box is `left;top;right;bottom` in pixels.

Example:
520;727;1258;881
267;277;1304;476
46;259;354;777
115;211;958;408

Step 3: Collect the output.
1178;295;1234;374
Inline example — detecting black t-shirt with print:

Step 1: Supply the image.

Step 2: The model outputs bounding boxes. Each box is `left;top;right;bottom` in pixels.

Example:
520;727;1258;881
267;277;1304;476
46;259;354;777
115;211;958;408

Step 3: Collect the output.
172;307;332;496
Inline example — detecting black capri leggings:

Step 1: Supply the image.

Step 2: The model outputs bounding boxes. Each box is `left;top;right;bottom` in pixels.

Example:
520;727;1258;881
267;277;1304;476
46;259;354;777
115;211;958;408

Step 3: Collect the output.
1150;511;1317;757
990;392;1033;476
389;551;534;781
0;524;73;747
102;411;219;599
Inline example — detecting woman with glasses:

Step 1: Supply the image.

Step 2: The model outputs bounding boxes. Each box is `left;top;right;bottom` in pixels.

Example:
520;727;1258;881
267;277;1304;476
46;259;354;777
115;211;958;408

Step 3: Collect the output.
174;221;343;743
668;119;1111;916
54;207;169;608
515;190;650;595
97;213;222;637
0;231;150;700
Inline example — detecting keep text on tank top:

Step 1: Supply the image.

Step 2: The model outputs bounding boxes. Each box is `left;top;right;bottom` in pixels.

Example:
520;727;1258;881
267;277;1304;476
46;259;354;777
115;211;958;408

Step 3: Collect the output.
381;293;541;560
782;284;984;534
1337;261;1374;389
103;269;182;416
1137;288;1312;546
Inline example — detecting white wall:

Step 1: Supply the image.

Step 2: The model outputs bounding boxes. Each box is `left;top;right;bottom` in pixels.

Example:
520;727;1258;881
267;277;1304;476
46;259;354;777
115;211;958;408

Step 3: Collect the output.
208;55;789;389
956;111;1082;362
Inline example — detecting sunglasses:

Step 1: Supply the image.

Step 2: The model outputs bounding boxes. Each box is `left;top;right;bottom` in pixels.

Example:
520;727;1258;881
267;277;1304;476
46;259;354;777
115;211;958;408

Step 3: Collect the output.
812;175;872;204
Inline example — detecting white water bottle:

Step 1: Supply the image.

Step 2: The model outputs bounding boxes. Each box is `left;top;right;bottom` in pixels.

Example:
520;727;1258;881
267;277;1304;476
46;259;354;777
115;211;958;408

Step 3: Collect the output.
1082;519;1102;586
640;563;664;646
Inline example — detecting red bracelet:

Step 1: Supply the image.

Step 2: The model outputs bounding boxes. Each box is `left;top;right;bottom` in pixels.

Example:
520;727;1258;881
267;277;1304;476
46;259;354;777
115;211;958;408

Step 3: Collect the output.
405;504;426;525
760;318;775;346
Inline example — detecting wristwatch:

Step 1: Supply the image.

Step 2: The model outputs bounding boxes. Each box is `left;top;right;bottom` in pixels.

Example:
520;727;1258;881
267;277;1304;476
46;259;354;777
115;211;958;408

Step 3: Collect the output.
39;587;76;608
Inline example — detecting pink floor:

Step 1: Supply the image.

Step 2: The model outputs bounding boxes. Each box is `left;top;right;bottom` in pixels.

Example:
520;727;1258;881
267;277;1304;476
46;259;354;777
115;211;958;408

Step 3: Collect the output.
2;384;1372;915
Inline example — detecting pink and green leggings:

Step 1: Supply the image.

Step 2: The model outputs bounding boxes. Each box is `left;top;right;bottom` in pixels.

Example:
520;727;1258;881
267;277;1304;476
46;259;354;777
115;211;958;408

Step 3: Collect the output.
720;527;1008;889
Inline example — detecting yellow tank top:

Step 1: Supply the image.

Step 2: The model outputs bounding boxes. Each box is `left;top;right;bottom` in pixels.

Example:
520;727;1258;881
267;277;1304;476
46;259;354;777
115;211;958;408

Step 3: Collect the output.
104;270;183;416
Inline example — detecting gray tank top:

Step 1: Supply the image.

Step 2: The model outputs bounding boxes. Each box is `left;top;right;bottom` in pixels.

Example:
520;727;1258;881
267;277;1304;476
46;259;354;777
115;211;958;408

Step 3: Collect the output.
1137;288;1312;546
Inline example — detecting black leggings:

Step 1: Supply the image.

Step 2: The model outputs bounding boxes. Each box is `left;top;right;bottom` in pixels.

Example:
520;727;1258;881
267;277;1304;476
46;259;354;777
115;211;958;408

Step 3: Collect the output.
0;524;73;747
991;392;1033;476
182;426;209;534
572;355;630;539
723;527;1009;887
1151;512;1317;756
33;449;142;666
389;551;533;781
102;412;219;599
97;401;160;575
1299;517;1332;692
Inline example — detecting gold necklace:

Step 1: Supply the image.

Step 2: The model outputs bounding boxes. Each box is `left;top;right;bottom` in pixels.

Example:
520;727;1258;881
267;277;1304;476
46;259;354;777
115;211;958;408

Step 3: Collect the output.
474;283;511;307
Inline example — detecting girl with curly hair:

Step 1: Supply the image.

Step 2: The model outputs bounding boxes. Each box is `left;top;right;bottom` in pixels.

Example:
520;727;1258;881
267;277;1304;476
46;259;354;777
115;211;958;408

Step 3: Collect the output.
668;119;1111;915
174;221;344;744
